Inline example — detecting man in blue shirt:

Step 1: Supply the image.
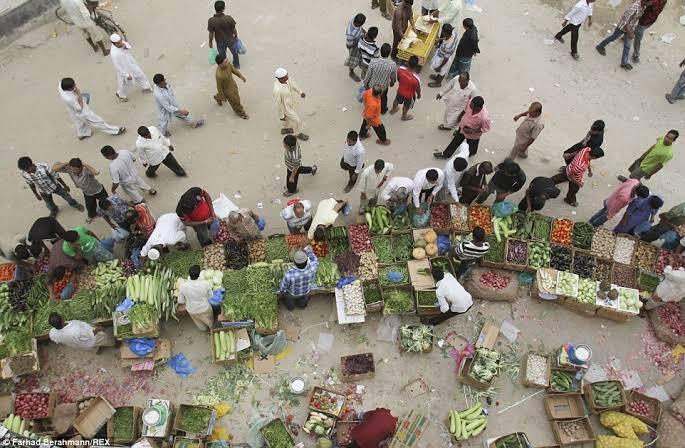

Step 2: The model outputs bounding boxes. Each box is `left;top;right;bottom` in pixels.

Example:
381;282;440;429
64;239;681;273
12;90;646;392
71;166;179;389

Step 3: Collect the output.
279;243;320;310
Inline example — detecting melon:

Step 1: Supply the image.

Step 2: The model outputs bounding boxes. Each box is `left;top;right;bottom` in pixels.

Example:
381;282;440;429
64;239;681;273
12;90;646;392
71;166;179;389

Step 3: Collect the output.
413;248;426;260
424;229;437;244
425;243;438;257
414;238;427;248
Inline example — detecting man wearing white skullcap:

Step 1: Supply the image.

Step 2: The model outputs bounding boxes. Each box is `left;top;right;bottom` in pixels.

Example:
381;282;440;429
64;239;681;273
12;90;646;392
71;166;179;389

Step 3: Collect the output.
109;34;151;102
59;0;109;55
273;68;309;141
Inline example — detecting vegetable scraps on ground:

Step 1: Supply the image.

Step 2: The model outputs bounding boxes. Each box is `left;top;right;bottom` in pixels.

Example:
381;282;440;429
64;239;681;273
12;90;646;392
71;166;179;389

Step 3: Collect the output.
656;302;684;336
399;325;433;352
448;403;487;441
469;348;500;383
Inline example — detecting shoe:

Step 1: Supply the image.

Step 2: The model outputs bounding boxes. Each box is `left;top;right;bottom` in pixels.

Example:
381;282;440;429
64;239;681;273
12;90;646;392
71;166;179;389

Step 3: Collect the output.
349;71;361;82
621;63;633;71
283;189;297;197
192;119;205;128
563;198;578;207
78;135;92;141
116;127;126;135
281;128;294;135
617;175;628;182
571;52;579;60
164;130;172;137
49;206;59;218
555;35;564;44
376;139;391;145
632;55;640;63
311;165;318;175
116;93;128;103
437;124;451;131
371;3;379;9
427;81;443;88
433;151;447;159
359;133;370;140
595;46;606;56
665;93;676;104
297;133;310;141
382;13;392;20
343;183;354;193
214;95;223;106
401;114;414;121
429;74;440;81
239;113;249;120
177;170;188;177
74;204;85;212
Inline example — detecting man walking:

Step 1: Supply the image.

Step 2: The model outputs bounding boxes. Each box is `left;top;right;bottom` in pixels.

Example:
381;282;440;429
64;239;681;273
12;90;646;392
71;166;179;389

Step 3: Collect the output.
436;72;477;130
428;24;458;88
364;43;397;114
59;77;125;140
459;161;493;205
554;0;594;60
279;243;320;311
53;158;107;223
100;146;156;204
358;27;381;79
136;126;187;178
632;0;667;64
18;157;83;218
214;54;249;119
476;159;526;204
153;74;205;137
207;1;240;68
273;68;309;141
341;131;366;193
58;0;109;55
621;130;678;180
178;265;214;331
595;0;649;71
359;159;394;212
345;13;367;81
392;0;415;59
360;85;391;145
434;96;491;158
589;181;649;227
109;33;151;102
283;134;317;197
551;146;605;207
447;18;479;79
390;56;422;121
510;102;544;159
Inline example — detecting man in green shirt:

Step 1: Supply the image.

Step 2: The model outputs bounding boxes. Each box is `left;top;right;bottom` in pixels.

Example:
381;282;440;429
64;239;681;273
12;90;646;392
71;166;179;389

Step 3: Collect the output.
62;226;112;263
640;202;685;242
620;130;679;181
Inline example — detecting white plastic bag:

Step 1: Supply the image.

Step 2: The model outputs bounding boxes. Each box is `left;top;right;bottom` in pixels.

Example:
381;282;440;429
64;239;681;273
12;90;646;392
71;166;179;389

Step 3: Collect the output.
212;193;239;219
655;266;685;302
376;314;401;343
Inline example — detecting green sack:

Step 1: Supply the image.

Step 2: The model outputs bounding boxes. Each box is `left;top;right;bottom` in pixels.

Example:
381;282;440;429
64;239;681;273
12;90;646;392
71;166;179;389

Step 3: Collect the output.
208;47;218;65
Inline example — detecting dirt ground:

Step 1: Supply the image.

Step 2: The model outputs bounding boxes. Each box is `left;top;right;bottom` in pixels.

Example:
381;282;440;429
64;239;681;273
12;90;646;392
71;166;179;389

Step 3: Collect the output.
3;0;685;446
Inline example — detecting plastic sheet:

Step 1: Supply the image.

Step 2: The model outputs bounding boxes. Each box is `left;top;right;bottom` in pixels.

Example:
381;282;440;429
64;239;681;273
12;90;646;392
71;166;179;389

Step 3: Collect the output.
166;353;197;378
655;266;685;302
250;329;286;355
116;297;135;312
126;338;156;357
376;314;401;343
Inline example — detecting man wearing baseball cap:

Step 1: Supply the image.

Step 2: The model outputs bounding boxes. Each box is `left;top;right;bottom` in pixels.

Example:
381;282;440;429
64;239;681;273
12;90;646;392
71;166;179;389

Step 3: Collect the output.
109;33;151;102
273;68;309;141
278;239;320;310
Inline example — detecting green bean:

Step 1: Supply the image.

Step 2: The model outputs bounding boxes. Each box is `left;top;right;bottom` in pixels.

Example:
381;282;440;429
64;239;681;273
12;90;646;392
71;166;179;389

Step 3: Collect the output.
372;236;394;264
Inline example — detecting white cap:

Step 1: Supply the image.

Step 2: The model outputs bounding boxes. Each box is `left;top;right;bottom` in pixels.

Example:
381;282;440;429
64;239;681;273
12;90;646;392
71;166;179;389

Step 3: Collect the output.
274;67;288;79
110;33;121;43
148;248;160;260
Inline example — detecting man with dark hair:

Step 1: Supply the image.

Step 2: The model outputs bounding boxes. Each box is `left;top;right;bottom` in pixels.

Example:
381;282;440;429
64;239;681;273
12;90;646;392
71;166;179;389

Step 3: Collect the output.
358;27;380;79
589;182;649;228
273;68;309;141
283;134;317;197
428;24;458;88
390;56;421;120
391;0;415;58
447;18;479;79
345;13;367;81
18;156;83;217
341;131;366;193
562;120;605;169
97;196;133;233
121;204;156;238
27;217;66;254
443;141;470;203
308;199;348;239
176;187;216;247
434;95;490;159
207;0;240;68
364;43;397;114
136;126;187;178
631;0;666;63
413;168;445;208
361;85;391;145
621;130;679;181
49;312;114;351
153;74;205;137
641;202;685;243
459;161;493;205
451;226;490;278
595;0;650;70
476;159;526;204
62;226;112;263
518;176;561;212
53;158;107;223
59;77;124;140
0;233;33;269
420;266;473;326
615;195;663;235
279;240;320;311
551;146;605;207
178;265;214;330
359;159;394;213
437;72;477;131
101;146;156;203
554;0;594;60
510;102;544;159
214;53;248;119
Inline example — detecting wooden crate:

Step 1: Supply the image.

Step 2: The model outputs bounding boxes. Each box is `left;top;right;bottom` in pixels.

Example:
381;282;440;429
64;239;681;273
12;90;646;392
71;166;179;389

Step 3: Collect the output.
340;353;375;382
544;393;585;419
107;406;142;444
172;404;217;438
0;339;39;379
308;386;346;418
585;380;627;413
210;327;251;365
73;396;116;438
363;280;383;313
521;352;551;388
13;392;57;419
414;289;440;317
550;218;574;247
624;390;662;426
551;417;595;446
430;256;455;277
407;259;434;289
632;241;658;272
611;262;638;289
548;369;582;394
504;238;529;272
559;296;597;317
380;285;415;315
120;338;171;368
595;304;635;322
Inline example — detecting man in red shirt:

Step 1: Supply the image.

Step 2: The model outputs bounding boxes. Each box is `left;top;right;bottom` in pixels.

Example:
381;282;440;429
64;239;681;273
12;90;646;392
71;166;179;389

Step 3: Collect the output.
347;408;397;448
550;146;604;206
360;85;391;145
390;56;421;121
175;187;215;247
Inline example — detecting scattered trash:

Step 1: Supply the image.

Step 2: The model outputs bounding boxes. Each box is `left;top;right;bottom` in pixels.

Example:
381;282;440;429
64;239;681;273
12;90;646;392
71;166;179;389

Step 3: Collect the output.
544;38;554;45
554;83;560;87
341;107;348;112
200;41;206;48
645;385;670;402
528;87;535;92
317;332;334;352
608;0;621;7
234;193;242;199
257;202;263;209
661;33;676;44
499;319;520;343
632;116;640;121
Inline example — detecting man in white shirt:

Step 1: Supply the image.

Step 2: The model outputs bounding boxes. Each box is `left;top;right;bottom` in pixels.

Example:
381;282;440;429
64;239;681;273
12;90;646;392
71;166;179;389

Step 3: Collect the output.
280;200;313;234
554;0;594;60
109;33;151;102
59;0;109;55
100;146;156;204
412;168;445;209
48;313;114;351
140;213;188;258
177;265;214;331
420;267;473;325
381;176;414;211
358;159;394;213
59;78;125;140
136;126;187;178
308;198;348;239
153;74;205;137
443;141;470;202
437;72;477;130
341;131;366;192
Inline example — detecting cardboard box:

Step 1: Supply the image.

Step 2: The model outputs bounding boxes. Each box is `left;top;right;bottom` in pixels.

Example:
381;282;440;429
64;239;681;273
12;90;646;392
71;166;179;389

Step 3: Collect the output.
308;386;346;418
0;339;39;379
414;289;440;317
544;393;585;420
407;259;434;289
585;380;627;413
173;437;204;448
380;285;415;315
521;352;551;388
551;417;595;446
340;353;375;382
259;418;294;448
363;280;383;313
624;390;662;426
504;238;529;272
548;369;581;394
172;404;216;438
398;325;433;353
387;410;429;448
0;393;13;419
14;392;57;419
120;338;171;368
210;327;251;365
475;320;499;349
73;396;116;438
107;406;142;444
485;432;531;448
403;379;428;398
458;356;494;391
141;399;174;438
132;437;162;448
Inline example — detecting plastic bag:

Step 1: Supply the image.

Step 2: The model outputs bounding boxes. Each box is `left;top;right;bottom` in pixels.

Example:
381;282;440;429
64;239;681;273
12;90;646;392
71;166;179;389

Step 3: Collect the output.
236;38;247;54
247;416;271;448
250;329;286;355
376;314;401;342
112;227;130;242
337;276;355;288
210;218;221;236
208;47;218;65
437;234;451;255
257;217;266;231
492;201;517;218
212;193;239;219
517;271;534;285
386;270;404;283
655;266;685;302
412;204;430;227
126;338;156;357
393;203;408;216
659;230;680;250
166;353;196;378
633;222;651;237
356;85;365;103
116;297;135;312
209;288;225;306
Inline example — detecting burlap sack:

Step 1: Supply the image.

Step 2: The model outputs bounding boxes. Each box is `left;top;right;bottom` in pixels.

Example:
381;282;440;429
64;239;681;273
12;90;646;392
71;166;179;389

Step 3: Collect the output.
648;301;685;346
51;402;78;435
464;267;521;302
657;409;685;448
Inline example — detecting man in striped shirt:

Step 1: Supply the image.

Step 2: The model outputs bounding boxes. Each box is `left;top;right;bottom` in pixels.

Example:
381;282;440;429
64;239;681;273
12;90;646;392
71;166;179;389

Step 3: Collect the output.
283;134;317;197
550;146;604;207
595;0;649;71
358;27;381;79
364;44;397;114
451;226;490;278
345;14;366;82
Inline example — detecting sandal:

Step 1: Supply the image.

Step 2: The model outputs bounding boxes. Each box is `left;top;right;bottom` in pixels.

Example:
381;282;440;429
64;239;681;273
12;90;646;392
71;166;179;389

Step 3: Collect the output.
239;113;249;120
376;139;391;145
437;124;451;131
115;93;128;103
311;165;318;175
283;189;298;197
192;119;205;128
563;198;578;207
281;128;294;135
116;127;126;135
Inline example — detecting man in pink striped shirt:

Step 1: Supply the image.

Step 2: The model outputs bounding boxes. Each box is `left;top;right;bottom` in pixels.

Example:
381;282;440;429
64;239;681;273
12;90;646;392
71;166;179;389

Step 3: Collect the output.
550;146;604;206
434;96;491;159
589;180;649;227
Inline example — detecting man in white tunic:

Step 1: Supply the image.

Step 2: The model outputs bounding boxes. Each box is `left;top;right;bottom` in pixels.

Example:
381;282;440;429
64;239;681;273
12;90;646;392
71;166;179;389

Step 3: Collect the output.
59;77;125;140
428;24;458;88
436;72;477;130
432;0;462;28
100;146;155;204
152;74;205;137
381;177;414;211
358;159;394;213
59;0;109;55
177;265;214;331
140;213;189;258
109;33;151;102
273;68;309;141
443;141;470;202
48;313;114;351
135;126;187;178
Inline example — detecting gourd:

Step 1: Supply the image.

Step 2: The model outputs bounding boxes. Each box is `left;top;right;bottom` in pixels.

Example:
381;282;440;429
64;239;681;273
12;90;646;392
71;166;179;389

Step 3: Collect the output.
413;248;426;260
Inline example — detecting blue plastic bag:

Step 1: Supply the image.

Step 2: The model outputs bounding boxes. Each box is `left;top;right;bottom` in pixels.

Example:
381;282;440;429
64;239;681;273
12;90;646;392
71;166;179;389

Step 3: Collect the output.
492;201;517;218
235;38;247;54
660;230;680;250
130;248;142;268
412;204;430;228
337;276;355;289
386;271;404;283
209;288;225;306
126;338;156;357
356;85;365;103
343;203;352;216
166;353;196;378
208;47;218;65
393;203;408;216
210;218;221;236
100;238;115;253
633;222;651;238
116;297;135;312
437;234;451;255
257;217;266;231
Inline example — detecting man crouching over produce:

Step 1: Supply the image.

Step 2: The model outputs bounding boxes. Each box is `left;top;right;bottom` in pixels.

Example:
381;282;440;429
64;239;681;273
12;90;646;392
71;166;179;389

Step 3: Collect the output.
345;407;397;448
48;313;115;352
278;240;320;310
307;198;349;239
177;265;214;330
420;267;473;325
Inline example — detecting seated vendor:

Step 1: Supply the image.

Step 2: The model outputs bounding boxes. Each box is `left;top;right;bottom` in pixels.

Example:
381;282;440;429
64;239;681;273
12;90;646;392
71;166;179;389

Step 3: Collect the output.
47;266;76;301
227;209;262;242
347;408;398;448
307;198;348;239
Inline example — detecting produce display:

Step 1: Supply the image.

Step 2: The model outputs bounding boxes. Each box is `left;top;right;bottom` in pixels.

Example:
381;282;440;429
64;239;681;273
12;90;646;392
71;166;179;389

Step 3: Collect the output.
493;433;530;448
431;257;453;276
527;242;551;269
178;406;213;434
655;248;683;275
531;215;552;240
550;218;573;245
550;370;580;392
363;283;382;305
310;239;329;258
505;239;527;265
596;282;619;308
448;403;487;441
357;252;378;281
378;265;409;286
2;414;35;438
265;236;289;263
538;270;556;291
572;252;595;279
269;260;292;290
261;419;294;448
613;236;636;265
572;222;594;250
382;288;414;314
159;250;203;279
492;215;516;243
52;270;77;297
126;267;176;320
111;407;136;442
248;239;266;263
371;236;393;264
627;396;657;421
203;243;226;271
469;348;500;383
524;353;549;387
576;278;598;304
224;240;249;270
391;210;410;231
550;245;572;271
366;206;393;234
77;266;97;290
334;252;360;277
617;287;642;313
315;257;340;288
0;283;30;334
555;419;591;443
591;228;616;259
213;329;238;361
8;354;37;376
328;238;350;258
590;382;625;408
638;271;659;293
612;263;637;289
413;229;438;259
449;203;470;232
0;328;32;359
129;303;157;333
468;205;493;234
325;226;348;241
593;259;612;283
286;234;307;251
342;281;365;315
348;224;372;253
416;289;437;307
303;411;335;437
222;269;247;295
0;264;15;282
483;235;505;263
78;397;95;413
633;242;657;272
429;204;449;229
8;280;31;312
399;325;433;352
556;271;579;297
14;393;50;419
310;388;345;416
221;290;277;329
479;270;511;290
392;234;413;262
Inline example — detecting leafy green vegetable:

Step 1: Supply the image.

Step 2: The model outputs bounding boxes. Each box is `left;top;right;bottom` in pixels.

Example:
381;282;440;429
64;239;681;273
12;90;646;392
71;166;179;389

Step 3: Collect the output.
111;407;135;441
261;419;294;448
371;236;394;264
178;406;213;434
382;288;414;314
159;250;204;279
265;237;289;262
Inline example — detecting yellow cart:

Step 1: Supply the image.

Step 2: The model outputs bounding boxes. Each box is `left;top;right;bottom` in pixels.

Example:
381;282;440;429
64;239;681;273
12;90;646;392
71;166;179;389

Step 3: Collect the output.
397;15;440;69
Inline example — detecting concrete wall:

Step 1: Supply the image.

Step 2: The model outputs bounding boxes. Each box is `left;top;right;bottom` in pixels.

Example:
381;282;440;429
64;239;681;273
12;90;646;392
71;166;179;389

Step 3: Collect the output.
0;0;60;45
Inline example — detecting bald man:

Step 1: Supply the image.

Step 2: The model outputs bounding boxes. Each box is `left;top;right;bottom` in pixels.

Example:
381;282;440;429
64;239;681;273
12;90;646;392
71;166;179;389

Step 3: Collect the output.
509;102;544;159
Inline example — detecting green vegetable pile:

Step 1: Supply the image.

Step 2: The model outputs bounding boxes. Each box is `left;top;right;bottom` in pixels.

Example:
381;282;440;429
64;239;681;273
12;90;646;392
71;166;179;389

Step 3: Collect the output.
416;290;437;306
261;419;294;448
222;269;247;295
32;300;69;335
378;265;409;286
469;348;500;383
483;236;505;263
265;237;289;262
371;236;394;264
576;278;597;304
178;406;212;434
572;222;594;250
531;215;552;240
25;276;48;308
364;284;381;305
221;290;278;329
129;303;157;332
399;325;433;352
245;263;273;291
392;234;414;262
328;238;350;258
556;271;579;297
315;257;340;288
159;250;203;279
325;226;348;240
551;370;580;393
270;260;293;289
527;242;551;269
392;211;410;231
590;382;624;408
382;288;414;314
111;407;135;442
494;433;529;448
0;283;31;334
0;327;32;359
638;271;659;293
365;206;392;234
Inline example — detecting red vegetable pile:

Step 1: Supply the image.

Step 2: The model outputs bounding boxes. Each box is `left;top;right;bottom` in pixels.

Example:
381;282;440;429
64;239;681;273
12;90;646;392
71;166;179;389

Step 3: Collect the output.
627;398;653;418
655;249;684;276
430;205;449;229
348;224;372;253
506;240;528;265
479;270;511;290
14;393;50;419
214;220;230;243
656;302;685;336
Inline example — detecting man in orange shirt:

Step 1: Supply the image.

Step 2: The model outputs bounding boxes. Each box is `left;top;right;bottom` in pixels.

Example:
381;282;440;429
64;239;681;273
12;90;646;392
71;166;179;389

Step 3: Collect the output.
360;85;391;145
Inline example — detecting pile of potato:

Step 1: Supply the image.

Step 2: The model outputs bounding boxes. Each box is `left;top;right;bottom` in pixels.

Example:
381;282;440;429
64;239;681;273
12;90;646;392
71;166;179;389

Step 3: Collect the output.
248;239;266;263
203;243;226;271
